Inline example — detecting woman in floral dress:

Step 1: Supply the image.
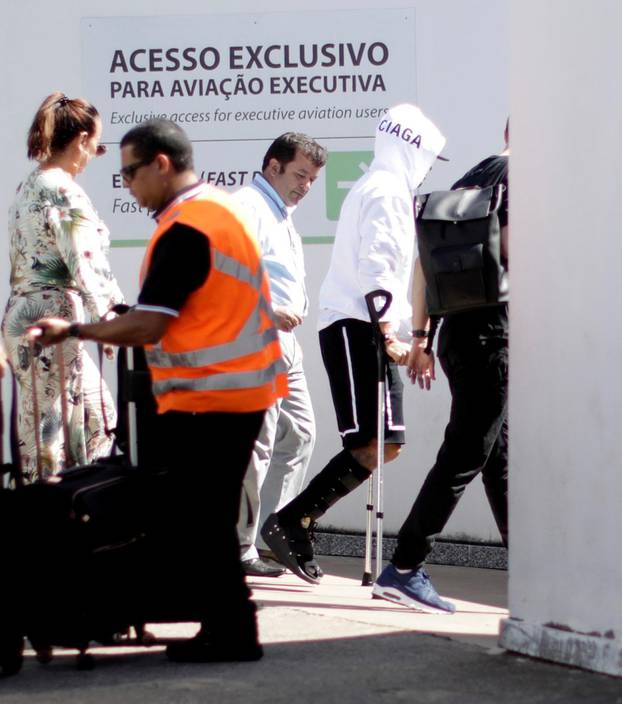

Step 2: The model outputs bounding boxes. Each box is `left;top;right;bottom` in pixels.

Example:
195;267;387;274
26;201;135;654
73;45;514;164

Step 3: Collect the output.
2;92;124;481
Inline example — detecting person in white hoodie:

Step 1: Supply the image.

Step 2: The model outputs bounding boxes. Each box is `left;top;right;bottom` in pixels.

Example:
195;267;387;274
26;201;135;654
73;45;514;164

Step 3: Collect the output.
261;103;446;585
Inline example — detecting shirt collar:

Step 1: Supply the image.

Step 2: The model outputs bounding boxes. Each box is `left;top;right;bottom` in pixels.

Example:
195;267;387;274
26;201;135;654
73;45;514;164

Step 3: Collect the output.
252;173;288;219
153;181;207;222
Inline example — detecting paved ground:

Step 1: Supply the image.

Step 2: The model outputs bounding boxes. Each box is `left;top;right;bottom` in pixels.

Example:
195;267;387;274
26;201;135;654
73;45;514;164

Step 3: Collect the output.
1;557;620;703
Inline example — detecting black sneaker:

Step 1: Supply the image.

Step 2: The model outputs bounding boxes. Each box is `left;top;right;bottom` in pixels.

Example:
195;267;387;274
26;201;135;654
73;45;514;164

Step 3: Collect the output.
261;513;323;585
242;557;286;578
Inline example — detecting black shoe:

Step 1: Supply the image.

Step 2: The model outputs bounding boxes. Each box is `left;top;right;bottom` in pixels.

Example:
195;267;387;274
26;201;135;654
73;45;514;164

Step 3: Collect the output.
261;513;323;585
257;547;285;565
166;637;263;663
242;557;286;578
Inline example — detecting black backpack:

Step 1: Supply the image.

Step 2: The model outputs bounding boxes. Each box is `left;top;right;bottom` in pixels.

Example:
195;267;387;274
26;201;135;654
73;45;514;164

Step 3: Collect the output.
415;184;508;317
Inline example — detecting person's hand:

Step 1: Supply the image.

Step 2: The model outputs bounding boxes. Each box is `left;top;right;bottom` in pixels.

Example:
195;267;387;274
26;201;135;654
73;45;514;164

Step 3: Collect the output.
407;342;436;390
103;345;115;360
273;306;303;332
27;318;71;346
384;338;411;365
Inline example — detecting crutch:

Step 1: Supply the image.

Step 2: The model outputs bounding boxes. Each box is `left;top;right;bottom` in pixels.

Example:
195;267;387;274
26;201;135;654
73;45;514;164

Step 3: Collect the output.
361;289;393;585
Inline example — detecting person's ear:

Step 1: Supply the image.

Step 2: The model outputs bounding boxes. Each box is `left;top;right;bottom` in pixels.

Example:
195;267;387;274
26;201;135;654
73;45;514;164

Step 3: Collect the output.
155;153;171;173
268;158;282;176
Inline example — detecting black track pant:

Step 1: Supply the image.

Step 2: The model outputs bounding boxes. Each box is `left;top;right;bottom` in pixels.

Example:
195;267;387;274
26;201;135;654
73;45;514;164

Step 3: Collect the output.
392;307;508;570
156;409;265;643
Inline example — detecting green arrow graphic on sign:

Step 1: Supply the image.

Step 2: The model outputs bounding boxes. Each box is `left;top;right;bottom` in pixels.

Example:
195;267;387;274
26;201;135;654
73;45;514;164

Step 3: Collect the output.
325;151;374;221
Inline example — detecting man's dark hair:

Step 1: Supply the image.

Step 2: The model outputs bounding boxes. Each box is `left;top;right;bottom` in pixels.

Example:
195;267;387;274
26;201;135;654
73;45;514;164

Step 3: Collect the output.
262;132;327;172
120;119;194;172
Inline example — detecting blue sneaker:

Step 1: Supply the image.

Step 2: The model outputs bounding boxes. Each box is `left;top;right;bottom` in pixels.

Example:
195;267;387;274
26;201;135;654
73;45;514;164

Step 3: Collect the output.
372;564;456;614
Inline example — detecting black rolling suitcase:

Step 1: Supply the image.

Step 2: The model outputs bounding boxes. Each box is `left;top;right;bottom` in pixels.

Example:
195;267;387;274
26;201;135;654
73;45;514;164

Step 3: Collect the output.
0;344;203;676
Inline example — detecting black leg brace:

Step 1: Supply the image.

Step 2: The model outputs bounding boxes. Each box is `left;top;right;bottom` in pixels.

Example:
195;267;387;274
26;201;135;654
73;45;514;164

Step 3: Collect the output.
279;449;372;524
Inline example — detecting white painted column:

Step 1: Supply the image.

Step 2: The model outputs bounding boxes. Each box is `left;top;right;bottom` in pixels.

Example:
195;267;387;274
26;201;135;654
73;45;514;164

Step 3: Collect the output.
501;0;622;676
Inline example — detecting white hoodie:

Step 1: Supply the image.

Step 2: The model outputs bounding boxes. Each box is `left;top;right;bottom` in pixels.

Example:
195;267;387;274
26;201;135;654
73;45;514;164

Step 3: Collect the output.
318;103;446;330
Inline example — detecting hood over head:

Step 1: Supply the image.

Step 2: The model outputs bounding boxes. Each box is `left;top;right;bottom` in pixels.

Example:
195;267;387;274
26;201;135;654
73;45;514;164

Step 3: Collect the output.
372;103;446;192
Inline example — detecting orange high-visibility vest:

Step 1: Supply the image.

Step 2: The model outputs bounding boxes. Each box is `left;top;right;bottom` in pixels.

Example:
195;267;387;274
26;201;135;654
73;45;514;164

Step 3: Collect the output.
140;193;288;414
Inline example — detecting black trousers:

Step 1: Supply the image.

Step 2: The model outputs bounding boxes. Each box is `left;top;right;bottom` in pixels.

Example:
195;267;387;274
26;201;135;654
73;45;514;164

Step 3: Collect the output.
392;306;509;570
155;409;265;641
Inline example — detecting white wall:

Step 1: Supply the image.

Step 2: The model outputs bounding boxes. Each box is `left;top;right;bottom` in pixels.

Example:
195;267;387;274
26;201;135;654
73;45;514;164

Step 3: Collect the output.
509;0;622;634
1;0;509;540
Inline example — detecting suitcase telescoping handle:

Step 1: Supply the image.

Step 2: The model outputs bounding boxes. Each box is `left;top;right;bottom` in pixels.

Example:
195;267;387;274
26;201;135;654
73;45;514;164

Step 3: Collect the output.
111;304;139;467
27;337;78;476
28;337;45;482
58;342;112;470
28;332;114;480
0;371;24;488
362;289;393;585
126;346;138;467
56;346;75;470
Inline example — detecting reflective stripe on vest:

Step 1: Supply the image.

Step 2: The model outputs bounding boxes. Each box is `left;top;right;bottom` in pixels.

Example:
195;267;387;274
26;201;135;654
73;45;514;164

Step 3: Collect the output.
146;325;278;368
153;357;287;396
145;248;275;369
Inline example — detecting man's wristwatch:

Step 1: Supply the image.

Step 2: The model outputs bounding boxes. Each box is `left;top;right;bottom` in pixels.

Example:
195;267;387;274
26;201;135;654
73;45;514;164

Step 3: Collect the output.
67;322;82;339
411;329;429;339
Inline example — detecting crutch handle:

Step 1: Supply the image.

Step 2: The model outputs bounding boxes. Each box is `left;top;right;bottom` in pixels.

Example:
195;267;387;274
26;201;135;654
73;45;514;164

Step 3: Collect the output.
365;289;393;383
364;289;393;327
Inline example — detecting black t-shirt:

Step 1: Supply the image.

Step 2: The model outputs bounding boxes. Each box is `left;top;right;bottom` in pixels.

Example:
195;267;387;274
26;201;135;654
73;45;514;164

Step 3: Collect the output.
452;155;509;228
138;223;211;314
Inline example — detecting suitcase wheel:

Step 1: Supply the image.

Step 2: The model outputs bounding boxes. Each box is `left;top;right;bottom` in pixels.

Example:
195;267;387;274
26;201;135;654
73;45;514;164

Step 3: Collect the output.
35;646;54;665
0;635;24;677
76;651;95;670
133;625;156;645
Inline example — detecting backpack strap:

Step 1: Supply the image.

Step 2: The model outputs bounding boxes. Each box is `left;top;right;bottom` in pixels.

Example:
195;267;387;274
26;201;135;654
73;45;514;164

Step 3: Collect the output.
424;316;440;356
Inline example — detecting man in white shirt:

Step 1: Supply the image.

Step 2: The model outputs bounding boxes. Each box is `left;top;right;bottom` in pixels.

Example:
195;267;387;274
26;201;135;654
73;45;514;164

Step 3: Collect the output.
262;104;446;584
232;134;327;577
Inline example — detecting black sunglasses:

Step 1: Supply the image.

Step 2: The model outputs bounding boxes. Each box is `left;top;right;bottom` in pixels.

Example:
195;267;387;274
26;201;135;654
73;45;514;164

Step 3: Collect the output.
120;158;155;181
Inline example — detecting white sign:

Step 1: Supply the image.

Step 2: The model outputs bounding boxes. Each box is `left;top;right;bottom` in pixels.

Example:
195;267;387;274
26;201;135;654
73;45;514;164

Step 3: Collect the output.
80;9;417;245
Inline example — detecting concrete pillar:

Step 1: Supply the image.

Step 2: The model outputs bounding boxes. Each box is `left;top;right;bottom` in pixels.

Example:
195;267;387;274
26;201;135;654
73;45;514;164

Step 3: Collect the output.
500;0;622;676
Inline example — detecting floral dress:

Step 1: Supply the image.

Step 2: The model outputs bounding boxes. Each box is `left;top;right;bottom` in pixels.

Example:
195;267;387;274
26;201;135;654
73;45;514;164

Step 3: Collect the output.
2;167;124;481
